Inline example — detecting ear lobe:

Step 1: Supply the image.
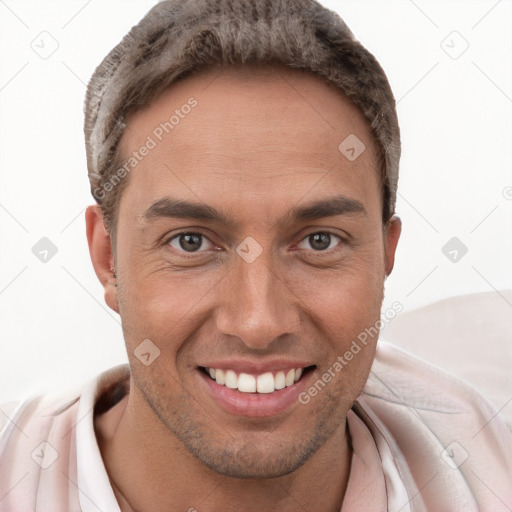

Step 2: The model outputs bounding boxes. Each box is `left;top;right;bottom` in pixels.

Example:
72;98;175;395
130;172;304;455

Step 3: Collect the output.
384;215;401;277
85;205;119;313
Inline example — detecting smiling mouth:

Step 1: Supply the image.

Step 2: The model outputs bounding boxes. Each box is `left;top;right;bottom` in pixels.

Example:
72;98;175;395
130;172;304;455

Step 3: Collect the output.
199;365;316;394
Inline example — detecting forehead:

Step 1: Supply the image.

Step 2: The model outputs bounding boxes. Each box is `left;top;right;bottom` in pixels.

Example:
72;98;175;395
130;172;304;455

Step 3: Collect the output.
117;62;382;223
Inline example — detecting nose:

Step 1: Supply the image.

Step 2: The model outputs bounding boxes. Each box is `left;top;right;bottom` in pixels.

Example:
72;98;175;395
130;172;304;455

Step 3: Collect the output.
215;245;300;350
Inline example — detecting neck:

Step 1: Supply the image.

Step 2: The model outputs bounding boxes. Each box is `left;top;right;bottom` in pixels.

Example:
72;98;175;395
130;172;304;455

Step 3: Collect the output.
95;383;352;512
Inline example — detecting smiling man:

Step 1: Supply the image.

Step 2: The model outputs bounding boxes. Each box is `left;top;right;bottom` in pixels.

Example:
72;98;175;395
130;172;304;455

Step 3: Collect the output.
89;61;392;511
1;0;512;511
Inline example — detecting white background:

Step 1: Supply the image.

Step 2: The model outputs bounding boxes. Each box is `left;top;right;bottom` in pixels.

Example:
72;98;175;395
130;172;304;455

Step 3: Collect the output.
0;0;511;402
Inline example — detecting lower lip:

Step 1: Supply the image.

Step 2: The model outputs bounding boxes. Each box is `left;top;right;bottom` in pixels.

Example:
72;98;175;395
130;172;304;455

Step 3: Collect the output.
198;369;313;418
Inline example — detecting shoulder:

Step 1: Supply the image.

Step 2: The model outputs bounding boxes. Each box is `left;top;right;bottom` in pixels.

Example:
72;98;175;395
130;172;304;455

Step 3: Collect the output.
366;341;505;418
0;364;130;512
0;391;82;453
357;341;512;509
0;390;82;511
363;340;512;439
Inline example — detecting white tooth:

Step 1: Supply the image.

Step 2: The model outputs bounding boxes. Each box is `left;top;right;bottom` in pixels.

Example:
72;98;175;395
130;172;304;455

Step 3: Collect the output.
238;373;256;392
225;370;238;389
257;372;275;393
208;368;216;379
215;369;225;385
285;369;296;387
274;371;286;390
294;368;303;382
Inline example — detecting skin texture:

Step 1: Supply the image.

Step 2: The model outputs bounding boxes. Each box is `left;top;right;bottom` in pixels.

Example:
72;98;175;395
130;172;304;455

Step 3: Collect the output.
87;62;401;512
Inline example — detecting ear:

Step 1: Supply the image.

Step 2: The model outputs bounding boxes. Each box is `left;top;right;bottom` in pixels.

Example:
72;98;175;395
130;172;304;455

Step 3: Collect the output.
85;205;119;313
384;215;401;277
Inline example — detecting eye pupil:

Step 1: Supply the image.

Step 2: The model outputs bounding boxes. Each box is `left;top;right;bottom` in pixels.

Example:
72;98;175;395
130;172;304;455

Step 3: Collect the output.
179;234;202;252
310;233;331;251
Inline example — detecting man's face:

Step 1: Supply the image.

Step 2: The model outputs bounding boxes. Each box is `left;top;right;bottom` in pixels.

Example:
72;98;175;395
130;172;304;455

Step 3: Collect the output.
105;63;399;478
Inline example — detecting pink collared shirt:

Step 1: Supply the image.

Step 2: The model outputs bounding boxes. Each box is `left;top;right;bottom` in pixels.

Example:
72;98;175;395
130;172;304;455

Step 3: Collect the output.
1;342;511;511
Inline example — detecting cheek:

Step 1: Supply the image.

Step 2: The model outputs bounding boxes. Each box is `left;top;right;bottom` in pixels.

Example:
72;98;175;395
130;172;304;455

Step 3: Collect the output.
296;267;383;409
290;250;385;395
307;282;383;376
294;250;385;326
116;263;225;349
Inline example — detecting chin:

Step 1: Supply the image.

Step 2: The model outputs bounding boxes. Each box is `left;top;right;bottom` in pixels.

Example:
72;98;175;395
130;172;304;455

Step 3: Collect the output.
186;437;318;479
175;407;346;480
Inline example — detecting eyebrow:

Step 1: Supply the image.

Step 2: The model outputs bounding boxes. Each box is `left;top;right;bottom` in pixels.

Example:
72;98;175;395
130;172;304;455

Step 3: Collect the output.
140;195;366;229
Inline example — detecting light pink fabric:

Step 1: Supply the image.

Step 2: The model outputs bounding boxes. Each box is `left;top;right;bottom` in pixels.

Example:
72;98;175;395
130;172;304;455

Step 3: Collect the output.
0;395;81;511
360;344;512;511
1;341;511;511
341;411;389;511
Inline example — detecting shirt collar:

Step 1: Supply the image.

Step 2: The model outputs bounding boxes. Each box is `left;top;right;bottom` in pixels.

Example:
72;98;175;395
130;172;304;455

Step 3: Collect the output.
76;365;129;512
74;364;407;512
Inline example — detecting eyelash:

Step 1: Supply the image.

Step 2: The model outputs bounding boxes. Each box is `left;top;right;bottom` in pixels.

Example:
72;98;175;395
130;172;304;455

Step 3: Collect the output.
163;230;345;257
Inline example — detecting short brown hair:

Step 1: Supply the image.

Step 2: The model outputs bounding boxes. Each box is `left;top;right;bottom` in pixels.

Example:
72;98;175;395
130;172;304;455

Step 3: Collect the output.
84;0;400;238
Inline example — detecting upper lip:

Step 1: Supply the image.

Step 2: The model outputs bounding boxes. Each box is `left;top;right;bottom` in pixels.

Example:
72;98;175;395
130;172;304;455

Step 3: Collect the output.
198;359;315;374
